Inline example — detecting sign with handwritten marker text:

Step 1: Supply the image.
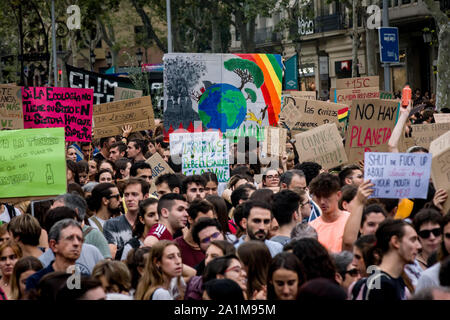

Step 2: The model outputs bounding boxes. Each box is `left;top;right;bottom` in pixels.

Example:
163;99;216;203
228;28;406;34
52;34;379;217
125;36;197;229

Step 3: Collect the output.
364;152;431;199
22;87;93;142
0;85;23;129
0;127;66;199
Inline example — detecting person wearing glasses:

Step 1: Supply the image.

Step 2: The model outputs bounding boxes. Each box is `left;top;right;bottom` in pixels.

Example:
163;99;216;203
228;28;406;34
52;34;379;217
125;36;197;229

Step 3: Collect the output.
87;183;123;233
338;164;364;188
416;212;450;293
261;169;281;192
332;251;361;293
413;209;443;271
26;219;87;291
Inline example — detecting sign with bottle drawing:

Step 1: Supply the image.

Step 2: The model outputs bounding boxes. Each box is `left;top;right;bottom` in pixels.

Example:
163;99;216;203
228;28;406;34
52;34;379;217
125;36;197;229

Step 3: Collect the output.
0;127;66;200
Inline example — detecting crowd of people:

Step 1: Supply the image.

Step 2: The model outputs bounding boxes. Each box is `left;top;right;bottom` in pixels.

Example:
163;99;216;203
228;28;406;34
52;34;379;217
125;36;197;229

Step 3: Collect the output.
0;101;449;301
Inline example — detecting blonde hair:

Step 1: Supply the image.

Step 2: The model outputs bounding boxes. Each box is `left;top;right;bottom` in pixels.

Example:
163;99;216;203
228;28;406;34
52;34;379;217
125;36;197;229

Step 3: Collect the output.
135;241;181;300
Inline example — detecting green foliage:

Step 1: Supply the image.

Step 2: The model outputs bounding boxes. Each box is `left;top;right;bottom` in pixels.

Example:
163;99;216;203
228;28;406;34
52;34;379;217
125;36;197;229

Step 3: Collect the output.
224;58;264;88
245;88;257;102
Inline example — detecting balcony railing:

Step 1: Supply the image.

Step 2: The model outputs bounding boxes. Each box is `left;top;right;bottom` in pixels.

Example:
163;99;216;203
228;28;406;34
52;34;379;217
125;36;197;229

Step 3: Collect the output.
314;13;347;33
254;26;282;44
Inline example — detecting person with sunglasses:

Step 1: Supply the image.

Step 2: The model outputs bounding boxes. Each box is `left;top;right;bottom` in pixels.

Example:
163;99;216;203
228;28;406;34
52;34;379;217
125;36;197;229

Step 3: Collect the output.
413;209;443;270
332;251;361;293
416;212;450;293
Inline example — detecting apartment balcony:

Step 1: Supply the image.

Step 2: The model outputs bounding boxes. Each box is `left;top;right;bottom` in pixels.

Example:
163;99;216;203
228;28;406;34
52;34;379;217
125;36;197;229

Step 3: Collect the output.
314;13;347;33
254;27;282;45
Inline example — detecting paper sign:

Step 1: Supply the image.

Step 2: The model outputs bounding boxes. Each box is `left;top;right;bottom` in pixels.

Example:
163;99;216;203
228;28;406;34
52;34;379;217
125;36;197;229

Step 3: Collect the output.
170;131;230;182
22;87;94;142
433;113;450;124
336;76;379;90
411;123;450;150
345;99;399;163
114;87;143;101
0;85;23;130
0;127;66;199
93;96;155;138
262;127;287;156
364;152;432;199
146;152;174;180
332;87;380;105
429;131;450;212
279;98;348;133
294;123;348;170
283;90;316;100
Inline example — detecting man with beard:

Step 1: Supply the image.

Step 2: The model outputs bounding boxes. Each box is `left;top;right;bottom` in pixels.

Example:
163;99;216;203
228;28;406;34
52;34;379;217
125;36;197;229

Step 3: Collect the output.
182;175;206;203
26;219;86;290
103;178;149;259
86;183;123;233
234;200;283;257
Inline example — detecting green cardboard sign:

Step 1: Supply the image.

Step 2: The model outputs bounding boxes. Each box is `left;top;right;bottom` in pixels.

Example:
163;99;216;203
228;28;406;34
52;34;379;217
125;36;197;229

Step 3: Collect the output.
0;127;66;198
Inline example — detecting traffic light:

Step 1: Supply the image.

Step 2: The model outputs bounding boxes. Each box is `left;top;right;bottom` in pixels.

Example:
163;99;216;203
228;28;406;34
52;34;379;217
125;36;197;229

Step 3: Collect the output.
58;69;62;81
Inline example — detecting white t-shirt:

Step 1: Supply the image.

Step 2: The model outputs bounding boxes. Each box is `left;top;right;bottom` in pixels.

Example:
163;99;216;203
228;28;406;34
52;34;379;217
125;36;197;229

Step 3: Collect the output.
88;216;107;231
0;205;22;223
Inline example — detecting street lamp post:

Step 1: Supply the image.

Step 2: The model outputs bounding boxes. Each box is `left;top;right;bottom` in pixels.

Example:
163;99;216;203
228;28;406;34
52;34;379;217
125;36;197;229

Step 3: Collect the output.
106;51;112;67
136;48;143;67
90;51;96;71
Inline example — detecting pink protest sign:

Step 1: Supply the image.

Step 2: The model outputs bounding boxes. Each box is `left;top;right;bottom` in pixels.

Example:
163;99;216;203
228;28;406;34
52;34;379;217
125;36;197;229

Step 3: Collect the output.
22;87;94;142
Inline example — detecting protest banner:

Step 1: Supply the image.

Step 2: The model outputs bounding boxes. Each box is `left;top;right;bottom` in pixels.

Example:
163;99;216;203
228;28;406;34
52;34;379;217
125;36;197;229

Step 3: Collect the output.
146;152;174;179
261;127;287;157
22;87;94;142
67;64;135;104
163;53;282;142
411;123;450;149
398;135;416;153
364;152;431;199
93;96;155;138
0;85;23;130
279;98;348;133
0;127;66;201
294;123;348;170
429;131;450;213
114;87;143;101
170;131;230;182
345;99;400;163
283;90;316;100
433;113;450;124
332;87;380;105
336;76;379;90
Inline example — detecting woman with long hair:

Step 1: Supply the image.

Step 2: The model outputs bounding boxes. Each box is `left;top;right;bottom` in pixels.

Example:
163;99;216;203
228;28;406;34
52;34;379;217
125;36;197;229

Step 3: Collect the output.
237;240;272;299
9;256;43;300
135;241;184;300
0;240;23;299
267;252;305;300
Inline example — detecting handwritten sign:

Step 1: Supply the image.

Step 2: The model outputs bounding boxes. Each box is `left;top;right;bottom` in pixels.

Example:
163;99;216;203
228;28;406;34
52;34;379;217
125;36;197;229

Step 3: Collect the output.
279;98;347;133
429;131;450;212
93;96;155;138
411;123;450;150
0;127;66;199
294;123;348;170
146;152;174;179
283;90;316;100
0;85;23;130
170;131;230;182
336;76;379;90
22;87;94;142
332;87;380;106
114;87;143;101
433;113;450;124
262;127;287;157
345;99;399;163
364;152;431;199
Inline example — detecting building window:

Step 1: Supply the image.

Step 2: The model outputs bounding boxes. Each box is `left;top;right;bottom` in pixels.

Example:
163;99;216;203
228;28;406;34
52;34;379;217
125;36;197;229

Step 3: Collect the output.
235;29;240;41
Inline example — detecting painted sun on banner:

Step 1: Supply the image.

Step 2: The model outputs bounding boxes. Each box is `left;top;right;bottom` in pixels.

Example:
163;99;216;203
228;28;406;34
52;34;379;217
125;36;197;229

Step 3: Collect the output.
163;53;282;141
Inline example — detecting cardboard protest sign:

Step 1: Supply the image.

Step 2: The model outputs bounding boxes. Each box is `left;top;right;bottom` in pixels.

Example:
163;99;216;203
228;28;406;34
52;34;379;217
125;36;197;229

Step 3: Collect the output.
146;152;174;180
429;131;450;213
279;98;348;133
262;127;287;157
0;85;23;129
0;127;66;200
433;113;450;124
170;131;230;182
93;96;155;138
411;123;450;149
336;76;379;90
114;87;143;101
345;99;400;163
67;64;135;104
398;135;416;153
364;152;431;199
22;87;94;142
332;87;380;105
283;90;316;100
294;123;348;170
163;53;282;142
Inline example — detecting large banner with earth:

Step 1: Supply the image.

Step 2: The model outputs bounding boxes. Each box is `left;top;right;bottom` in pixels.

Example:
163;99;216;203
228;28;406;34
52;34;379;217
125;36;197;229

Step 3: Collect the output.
163;53;282;141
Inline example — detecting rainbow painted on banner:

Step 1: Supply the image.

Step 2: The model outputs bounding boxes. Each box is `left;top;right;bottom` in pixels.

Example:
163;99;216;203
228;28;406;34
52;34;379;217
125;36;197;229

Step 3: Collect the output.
234;54;283;125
